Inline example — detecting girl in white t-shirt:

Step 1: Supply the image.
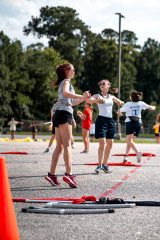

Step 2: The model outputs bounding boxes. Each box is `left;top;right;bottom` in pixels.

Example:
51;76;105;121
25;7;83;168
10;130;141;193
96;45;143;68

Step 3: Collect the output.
87;79;124;173
119;90;156;163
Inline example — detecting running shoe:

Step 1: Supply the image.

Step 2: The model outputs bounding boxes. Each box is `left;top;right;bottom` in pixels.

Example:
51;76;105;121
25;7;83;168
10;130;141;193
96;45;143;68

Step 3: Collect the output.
95;165;102;173
101;164;110;173
123;156;128;163
72;144;75;149
43;148;49;153
63;174;78;188
45;173;61;186
80;150;89;153
137;152;142;163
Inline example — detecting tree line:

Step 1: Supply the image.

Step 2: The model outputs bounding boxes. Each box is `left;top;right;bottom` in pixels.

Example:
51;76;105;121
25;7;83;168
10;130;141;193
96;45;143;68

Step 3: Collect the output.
0;6;160;127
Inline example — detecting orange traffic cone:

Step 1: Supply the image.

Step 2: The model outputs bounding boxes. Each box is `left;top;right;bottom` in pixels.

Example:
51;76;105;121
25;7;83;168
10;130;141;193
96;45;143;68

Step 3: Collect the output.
0;156;20;240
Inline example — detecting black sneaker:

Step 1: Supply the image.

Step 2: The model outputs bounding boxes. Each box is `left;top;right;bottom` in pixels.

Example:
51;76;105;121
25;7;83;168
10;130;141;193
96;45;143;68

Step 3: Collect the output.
101;165;111;173
95;165;102;173
44;148;49;153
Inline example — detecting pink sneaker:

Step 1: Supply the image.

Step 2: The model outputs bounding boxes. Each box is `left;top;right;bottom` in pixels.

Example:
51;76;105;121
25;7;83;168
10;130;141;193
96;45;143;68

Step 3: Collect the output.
45;173;61;186
63;174;78;188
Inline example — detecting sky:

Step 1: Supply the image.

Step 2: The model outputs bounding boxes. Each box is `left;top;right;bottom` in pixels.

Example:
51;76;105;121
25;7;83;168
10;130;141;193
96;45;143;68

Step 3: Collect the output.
0;0;160;48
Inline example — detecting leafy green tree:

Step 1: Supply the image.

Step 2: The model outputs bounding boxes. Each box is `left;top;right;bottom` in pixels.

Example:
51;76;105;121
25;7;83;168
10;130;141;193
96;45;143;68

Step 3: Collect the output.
101;28;118;41
24;46;64;119
116;30;140;101
122;30;140;48
81;34;118;94
23;6;91;68
136;38;160;104
0;32;12;117
0;31;31;118
120;44;138;100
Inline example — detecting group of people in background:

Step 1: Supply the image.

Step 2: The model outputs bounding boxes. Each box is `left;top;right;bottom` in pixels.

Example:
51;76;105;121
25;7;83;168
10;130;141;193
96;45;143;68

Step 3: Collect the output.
43;62;157;189
6;119;41;141
5;62;159;189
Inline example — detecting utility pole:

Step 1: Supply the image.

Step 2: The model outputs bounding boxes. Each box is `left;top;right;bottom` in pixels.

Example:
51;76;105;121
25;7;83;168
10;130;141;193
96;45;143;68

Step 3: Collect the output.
115;12;125;140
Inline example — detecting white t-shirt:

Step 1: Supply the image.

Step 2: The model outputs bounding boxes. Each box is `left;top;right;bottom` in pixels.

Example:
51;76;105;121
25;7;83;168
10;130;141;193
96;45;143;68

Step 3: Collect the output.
119;101;150;122
8;120;18;131
90;123;95;135
93;94;114;118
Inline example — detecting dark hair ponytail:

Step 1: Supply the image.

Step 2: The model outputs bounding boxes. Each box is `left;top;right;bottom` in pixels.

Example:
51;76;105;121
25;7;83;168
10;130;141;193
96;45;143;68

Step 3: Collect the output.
108;88;118;94
130;90;143;102
51;63;73;87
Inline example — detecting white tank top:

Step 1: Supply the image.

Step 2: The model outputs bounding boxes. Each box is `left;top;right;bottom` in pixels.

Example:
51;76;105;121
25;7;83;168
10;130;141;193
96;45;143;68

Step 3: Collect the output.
93;94;114;118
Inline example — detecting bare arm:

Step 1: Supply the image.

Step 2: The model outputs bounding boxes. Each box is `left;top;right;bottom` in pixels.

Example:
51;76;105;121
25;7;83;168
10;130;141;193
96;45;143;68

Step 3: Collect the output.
72;98;85;106
148;105;156;111
86;96;105;104
153;124;157;129
117;111;123;117
77;111;87;120
63;80;86;99
113;96;124;106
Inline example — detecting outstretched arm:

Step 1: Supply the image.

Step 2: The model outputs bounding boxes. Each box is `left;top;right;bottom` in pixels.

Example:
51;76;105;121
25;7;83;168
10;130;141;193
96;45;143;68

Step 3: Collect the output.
63;80;90;100
113;96;124;106
148;105;156;111
86;96;105;104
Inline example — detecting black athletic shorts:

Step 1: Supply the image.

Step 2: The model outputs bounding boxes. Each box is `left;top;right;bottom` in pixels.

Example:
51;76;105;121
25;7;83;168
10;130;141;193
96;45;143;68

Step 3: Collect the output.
51;116;55;134
155;133;160;137
53;110;73;128
126;121;141;137
95;115;116;139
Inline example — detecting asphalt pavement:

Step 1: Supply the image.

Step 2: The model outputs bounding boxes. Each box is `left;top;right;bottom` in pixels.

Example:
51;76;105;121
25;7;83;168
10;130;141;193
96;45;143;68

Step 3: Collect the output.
1;140;160;240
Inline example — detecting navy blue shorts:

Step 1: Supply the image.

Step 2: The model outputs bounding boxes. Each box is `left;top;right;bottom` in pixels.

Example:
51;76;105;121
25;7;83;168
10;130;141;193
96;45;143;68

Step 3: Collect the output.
53;110;73;128
95;116;116;139
126;121;141;137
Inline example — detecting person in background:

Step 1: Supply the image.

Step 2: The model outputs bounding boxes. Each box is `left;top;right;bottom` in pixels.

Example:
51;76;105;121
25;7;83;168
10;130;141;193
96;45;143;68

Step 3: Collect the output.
119;90;156;163
45;63;90;188
153;113;160;143
77;102;93;153
29;121;38;141
87;79;124;173
89;123;95;142
43;106;56;153
8;117;23;140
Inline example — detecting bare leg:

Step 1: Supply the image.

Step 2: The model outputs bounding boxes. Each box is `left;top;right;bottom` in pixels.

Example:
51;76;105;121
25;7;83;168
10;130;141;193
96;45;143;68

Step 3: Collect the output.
48;134;55;148
58;123;72;175
126;134;140;155
125;135;132;156
156;137;160;144
82;128;90;151
11;131;15;140
103;139;113;165
50;128;63;175
98;138;105;166
32;132;36;140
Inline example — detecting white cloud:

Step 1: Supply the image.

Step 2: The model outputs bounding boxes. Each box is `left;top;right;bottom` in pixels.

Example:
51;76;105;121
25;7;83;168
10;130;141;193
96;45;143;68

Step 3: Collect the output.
0;0;160;48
